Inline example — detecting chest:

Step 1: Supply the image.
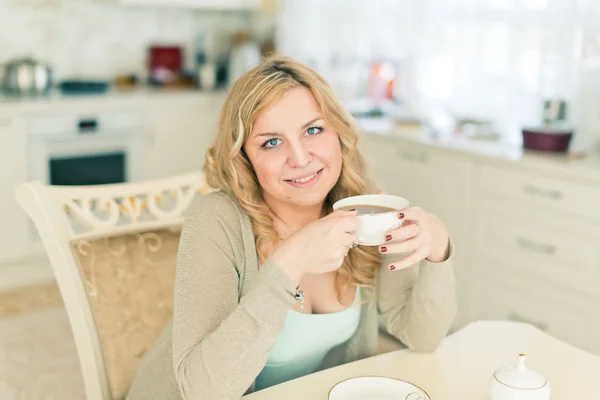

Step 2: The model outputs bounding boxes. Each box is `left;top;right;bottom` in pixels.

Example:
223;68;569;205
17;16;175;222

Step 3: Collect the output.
292;272;356;314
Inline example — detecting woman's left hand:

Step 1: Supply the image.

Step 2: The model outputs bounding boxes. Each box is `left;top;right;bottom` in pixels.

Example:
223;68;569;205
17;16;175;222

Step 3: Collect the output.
379;207;450;271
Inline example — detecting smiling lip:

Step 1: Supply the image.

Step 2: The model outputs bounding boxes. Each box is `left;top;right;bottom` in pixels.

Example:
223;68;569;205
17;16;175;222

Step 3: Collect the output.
285;168;323;182
284;168;324;188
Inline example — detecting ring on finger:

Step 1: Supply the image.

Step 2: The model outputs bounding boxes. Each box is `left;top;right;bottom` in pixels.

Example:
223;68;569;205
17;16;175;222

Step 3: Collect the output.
415;224;422;237
345;241;352;255
348;231;358;248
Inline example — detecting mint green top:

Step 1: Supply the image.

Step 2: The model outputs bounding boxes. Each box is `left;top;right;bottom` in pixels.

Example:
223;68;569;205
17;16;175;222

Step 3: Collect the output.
255;287;362;391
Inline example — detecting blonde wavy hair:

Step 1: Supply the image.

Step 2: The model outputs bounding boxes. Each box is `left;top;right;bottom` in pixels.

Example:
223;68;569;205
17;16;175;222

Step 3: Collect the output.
204;56;381;295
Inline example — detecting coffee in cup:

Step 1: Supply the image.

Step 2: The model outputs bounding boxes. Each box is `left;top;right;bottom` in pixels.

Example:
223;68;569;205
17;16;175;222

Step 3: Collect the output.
333;194;409;246
337;205;397;215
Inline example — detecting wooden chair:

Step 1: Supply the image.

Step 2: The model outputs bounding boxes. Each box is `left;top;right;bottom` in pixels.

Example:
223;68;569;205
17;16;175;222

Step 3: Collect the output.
15;172;213;400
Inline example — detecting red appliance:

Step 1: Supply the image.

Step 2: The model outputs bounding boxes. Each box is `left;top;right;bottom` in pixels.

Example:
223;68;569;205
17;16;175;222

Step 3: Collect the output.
522;127;573;153
148;46;184;83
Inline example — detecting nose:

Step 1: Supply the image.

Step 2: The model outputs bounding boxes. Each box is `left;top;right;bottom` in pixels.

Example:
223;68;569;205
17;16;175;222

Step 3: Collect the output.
287;139;312;168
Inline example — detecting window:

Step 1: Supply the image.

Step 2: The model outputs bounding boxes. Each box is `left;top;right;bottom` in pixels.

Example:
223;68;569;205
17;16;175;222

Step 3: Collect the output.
415;0;588;144
276;0;600;144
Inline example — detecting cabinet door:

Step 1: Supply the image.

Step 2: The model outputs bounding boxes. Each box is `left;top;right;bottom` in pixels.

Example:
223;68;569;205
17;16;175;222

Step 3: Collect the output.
0;114;31;261
360;134;474;331
471;266;598;354
142;95;224;180
473;197;600;297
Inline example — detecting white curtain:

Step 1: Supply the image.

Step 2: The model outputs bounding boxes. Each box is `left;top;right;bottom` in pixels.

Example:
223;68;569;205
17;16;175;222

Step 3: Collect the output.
276;0;600;145
276;0;422;101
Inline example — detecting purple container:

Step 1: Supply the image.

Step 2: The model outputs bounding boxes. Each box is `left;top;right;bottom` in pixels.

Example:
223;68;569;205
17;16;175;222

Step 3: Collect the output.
522;127;573;153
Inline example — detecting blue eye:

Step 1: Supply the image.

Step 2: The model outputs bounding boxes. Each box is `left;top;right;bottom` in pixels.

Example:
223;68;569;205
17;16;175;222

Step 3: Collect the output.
262;138;281;149
306;126;324;136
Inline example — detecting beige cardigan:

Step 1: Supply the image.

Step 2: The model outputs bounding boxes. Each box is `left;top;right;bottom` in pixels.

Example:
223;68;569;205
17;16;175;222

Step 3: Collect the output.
126;191;456;400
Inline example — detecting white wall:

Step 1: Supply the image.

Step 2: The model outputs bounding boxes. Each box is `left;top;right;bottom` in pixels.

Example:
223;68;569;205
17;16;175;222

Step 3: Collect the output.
0;0;254;80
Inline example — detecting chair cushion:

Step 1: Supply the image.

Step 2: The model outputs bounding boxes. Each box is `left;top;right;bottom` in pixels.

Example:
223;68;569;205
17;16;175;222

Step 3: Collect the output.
70;228;181;400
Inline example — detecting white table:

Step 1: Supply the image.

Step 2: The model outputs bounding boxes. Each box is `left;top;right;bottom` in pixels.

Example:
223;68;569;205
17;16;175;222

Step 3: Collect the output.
243;321;600;399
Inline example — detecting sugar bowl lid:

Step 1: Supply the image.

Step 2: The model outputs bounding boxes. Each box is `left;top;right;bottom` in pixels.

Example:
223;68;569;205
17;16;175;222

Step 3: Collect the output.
494;354;547;390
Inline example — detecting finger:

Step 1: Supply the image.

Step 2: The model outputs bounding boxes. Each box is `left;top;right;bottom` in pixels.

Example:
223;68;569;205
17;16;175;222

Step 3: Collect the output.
397;207;425;222
332;216;360;233
340;231;355;247
377;190;384;195
324;256;346;273
385;223;421;242
379;237;419;254
387;248;428;271
334;251;346;268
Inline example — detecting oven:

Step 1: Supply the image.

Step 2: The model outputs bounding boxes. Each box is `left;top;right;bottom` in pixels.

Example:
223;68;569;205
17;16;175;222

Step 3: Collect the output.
28;110;143;186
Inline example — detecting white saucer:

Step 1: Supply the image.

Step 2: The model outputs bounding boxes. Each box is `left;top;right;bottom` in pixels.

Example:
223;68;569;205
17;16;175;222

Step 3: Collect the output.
328;376;431;400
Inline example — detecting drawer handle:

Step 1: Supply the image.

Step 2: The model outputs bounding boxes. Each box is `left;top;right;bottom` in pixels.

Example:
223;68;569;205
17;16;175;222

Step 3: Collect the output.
399;151;429;164
523;184;563;200
508;312;548;331
516;237;556;255
78;118;99;133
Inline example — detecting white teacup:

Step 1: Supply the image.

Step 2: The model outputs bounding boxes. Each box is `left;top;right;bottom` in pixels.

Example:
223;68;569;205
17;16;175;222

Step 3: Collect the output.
333;194;410;246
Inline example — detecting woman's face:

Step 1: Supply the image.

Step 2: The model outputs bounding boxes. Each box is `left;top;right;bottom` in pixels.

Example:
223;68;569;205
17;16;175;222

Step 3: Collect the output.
244;86;343;209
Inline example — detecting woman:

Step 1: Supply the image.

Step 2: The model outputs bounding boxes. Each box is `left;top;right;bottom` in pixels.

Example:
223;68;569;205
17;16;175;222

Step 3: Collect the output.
127;56;456;400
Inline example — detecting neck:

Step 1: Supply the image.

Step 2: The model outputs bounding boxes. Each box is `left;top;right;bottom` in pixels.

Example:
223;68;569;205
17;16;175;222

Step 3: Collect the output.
266;198;324;234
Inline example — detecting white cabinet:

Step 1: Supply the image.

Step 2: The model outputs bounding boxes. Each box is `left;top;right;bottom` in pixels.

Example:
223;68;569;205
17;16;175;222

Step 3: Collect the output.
360;134;474;331
470;162;600;354
471;267;598;353
473;198;600;298
142;94;225;180
359;132;600;354
108;0;260;10
0;113;32;261
477;164;600;220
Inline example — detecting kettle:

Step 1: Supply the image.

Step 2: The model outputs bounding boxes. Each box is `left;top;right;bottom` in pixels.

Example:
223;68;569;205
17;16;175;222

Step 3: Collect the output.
2;56;53;95
489;354;551;400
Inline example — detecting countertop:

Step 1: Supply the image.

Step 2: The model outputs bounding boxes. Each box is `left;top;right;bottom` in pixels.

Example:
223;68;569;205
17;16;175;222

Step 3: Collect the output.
0;86;228;113
365;124;600;186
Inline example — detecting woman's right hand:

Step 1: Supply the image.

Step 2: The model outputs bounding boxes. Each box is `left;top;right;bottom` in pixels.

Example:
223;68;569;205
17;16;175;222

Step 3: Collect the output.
271;210;359;284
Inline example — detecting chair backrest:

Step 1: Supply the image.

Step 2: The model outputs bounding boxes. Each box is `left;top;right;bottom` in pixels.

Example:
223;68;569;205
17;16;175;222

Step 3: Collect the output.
15;171;214;400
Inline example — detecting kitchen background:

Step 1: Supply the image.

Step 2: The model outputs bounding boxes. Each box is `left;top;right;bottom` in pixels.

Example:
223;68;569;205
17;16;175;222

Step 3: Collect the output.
0;0;272;81
2;0;600;399
2;0;600;147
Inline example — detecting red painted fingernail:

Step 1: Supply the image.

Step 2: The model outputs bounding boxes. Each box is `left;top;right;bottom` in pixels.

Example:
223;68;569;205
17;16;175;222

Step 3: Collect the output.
379;246;387;253
398;212;404;219
385;234;392;241
389;265;396;270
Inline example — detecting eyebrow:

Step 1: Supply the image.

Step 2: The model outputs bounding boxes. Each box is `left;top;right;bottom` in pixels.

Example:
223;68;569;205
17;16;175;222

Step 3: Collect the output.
254;117;324;138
